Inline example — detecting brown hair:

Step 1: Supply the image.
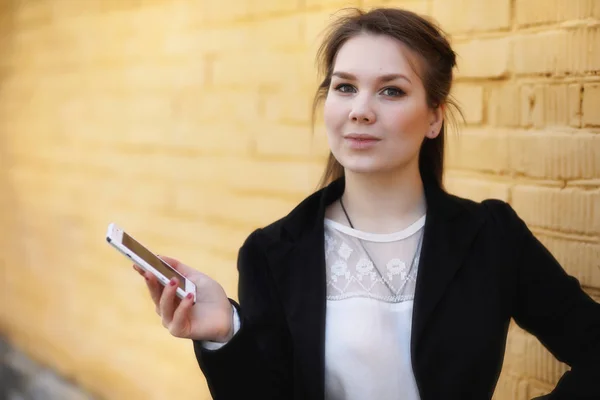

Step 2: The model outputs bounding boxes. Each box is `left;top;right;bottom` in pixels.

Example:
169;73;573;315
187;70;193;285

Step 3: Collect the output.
312;8;463;190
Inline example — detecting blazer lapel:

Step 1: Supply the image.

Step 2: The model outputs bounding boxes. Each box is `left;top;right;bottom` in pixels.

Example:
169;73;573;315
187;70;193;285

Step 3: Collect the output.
266;179;345;400
410;180;486;360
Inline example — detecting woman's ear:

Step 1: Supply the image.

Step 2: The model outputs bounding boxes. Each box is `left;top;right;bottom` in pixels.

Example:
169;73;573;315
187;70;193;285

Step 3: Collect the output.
426;104;444;139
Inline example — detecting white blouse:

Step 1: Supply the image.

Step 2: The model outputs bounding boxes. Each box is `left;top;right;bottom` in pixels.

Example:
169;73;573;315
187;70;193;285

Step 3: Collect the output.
323;216;424;400
203;215;426;400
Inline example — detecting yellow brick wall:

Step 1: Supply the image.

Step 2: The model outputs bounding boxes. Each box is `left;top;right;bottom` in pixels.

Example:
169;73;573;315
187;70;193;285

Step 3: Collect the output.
0;0;598;399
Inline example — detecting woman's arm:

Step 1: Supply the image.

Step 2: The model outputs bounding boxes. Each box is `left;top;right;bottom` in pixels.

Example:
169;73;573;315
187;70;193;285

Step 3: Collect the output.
193;229;293;400
492;201;600;399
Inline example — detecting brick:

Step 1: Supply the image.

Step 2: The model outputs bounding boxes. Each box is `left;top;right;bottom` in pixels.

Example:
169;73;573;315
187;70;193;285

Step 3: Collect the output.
489;84;520;127
116;58;207;94
582;83;600;126
511;186;599;235
13;2;53;27
198;90;264;124
119;3;200;35
503;328;530;382
7;164;169;218
366;0;429;15
514;31;566;76
310;122;332;157
163;27;251;56
212;50;308;88
445;128;509;173
254;123;314;156
528;381;555;399
432;0;511;33
519;85;535;128
183;19;300;56
515;0;600;27
454;38;510;78
508;132;600;180
503;327;569;386
146;212;255;258
514;26;600;76
537;234;600;289
161;154;324;195
523;333;570;385
492;374;529;400
248;0;301;16
250;15;305;51
450;84;484;124
28;15;162;67
199;0;252;23
307;0;361;9
544;85;570;127
519;84;579;128
172;185;300;229
444;174;511;202
304;8;344;51
498;325;528;395
568;84;583;128
261;85;314;124
590;26;600;72
68;6;197;62
232;158;324;195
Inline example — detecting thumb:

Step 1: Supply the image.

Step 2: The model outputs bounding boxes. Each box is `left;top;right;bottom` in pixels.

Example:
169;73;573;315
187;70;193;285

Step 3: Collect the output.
158;255;197;278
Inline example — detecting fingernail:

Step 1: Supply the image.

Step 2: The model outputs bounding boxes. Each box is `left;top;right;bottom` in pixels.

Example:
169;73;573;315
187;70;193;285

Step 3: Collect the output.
169;279;177;286
186;293;193;300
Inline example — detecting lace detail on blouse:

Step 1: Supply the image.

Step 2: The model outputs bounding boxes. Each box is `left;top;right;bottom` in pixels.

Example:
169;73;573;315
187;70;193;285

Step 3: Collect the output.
324;215;425;303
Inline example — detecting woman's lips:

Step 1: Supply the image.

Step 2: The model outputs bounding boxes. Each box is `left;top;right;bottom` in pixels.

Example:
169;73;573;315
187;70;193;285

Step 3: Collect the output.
344;135;381;149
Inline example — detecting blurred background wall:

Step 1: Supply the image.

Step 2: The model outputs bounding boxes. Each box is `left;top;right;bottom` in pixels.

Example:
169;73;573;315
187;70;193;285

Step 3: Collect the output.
0;0;598;399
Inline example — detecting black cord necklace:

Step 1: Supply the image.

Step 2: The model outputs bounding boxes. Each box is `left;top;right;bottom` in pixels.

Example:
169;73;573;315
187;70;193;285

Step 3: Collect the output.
338;196;423;297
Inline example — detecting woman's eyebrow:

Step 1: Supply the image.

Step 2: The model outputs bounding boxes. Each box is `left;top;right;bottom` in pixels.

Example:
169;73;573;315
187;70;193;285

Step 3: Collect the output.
331;71;411;84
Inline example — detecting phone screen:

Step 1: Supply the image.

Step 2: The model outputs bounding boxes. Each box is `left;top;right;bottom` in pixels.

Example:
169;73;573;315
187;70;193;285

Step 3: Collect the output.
122;232;185;290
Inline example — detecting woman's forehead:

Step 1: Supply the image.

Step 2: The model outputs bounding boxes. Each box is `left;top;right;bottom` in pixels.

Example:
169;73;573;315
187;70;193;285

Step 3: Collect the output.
332;33;422;79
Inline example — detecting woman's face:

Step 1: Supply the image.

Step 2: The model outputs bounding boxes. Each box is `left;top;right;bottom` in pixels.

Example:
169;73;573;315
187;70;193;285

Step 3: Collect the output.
323;33;442;176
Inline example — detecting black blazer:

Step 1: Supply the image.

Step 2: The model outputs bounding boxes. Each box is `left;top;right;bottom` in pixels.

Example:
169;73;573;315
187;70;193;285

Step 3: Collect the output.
193;177;600;400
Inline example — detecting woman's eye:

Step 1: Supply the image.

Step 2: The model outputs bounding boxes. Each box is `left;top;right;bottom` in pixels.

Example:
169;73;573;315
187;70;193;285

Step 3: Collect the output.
381;87;405;97
334;84;356;93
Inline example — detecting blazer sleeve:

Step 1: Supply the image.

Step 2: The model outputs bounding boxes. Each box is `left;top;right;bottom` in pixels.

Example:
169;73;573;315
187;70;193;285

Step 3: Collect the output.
192;229;293;400
495;202;600;399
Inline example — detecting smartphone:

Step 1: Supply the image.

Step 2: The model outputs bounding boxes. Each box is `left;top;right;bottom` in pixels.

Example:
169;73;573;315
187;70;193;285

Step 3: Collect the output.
106;222;196;302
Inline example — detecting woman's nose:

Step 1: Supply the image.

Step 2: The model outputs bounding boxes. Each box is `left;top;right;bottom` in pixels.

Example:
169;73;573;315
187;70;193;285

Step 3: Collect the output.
348;98;376;123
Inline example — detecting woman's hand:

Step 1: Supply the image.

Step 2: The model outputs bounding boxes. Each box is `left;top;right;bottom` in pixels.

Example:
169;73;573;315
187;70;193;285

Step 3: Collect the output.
134;256;234;343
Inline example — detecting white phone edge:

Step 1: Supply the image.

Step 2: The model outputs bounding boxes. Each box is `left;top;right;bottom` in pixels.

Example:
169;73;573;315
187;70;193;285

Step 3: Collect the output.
106;222;196;302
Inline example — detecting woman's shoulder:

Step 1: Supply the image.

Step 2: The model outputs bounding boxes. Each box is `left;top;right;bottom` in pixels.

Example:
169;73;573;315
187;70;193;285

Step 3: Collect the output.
242;186;329;248
442;191;530;244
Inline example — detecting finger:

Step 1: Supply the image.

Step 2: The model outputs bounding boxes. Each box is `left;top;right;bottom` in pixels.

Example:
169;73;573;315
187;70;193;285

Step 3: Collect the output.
133;265;145;276
145;272;164;310
159;278;180;325
158;256;197;278
169;293;194;337
132;264;162;305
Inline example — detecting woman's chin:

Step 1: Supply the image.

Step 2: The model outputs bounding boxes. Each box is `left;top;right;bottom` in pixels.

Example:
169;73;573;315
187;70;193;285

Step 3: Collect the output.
340;162;385;175
339;158;413;177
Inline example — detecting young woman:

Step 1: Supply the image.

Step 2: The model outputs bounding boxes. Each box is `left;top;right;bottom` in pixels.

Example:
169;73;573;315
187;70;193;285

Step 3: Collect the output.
134;8;600;400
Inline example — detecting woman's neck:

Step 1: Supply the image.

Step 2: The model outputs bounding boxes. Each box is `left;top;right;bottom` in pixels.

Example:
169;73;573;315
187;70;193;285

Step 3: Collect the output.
339;166;427;234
